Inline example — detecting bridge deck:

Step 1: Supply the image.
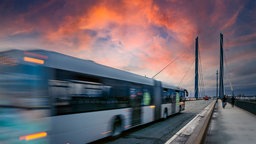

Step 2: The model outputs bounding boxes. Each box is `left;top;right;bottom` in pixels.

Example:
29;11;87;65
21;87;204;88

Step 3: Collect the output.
205;99;256;144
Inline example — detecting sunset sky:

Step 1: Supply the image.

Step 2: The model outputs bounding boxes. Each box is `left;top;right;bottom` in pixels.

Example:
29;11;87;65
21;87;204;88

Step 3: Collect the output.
0;0;255;96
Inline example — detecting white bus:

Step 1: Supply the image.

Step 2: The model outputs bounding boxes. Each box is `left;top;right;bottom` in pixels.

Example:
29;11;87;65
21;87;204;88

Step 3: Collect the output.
0;49;188;143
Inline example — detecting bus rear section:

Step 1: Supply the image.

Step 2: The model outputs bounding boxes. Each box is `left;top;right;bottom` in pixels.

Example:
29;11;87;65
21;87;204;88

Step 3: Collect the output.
0;51;50;143
159;83;188;119
179;89;188;111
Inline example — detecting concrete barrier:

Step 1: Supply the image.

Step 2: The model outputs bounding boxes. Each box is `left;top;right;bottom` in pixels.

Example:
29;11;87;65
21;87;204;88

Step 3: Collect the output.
165;100;216;144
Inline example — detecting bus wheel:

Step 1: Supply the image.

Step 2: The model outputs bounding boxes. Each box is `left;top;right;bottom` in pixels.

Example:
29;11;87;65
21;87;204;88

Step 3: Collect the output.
112;116;123;137
163;109;168;119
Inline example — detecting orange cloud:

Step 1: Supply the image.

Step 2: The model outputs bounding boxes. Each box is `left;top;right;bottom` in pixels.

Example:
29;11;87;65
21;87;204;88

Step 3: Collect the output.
0;0;224;91
1;1;198;84
146;5;196;46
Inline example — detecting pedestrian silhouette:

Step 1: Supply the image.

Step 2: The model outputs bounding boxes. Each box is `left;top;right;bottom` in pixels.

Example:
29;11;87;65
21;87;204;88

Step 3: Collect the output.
231;96;235;107
222;95;227;108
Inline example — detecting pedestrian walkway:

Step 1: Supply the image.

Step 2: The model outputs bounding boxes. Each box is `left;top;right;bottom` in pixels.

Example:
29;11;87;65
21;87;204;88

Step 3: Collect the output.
205;99;256;144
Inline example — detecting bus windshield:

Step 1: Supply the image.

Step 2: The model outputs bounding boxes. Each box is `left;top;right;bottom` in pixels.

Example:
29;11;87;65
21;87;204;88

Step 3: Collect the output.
0;62;50;143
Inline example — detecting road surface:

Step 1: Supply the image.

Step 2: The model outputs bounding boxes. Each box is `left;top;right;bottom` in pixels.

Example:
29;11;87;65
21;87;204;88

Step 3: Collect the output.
91;100;213;144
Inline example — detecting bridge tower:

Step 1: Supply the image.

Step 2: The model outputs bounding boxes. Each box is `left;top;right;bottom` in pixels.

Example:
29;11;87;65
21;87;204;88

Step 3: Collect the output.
195;37;199;99
216;70;218;98
219;33;224;99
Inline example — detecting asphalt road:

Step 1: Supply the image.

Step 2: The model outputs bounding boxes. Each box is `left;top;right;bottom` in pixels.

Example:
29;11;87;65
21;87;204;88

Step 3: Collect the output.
91;100;213;144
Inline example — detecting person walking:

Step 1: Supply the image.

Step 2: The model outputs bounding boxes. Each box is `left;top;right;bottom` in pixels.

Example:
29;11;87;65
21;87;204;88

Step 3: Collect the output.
231;96;235;107
222;95;227;108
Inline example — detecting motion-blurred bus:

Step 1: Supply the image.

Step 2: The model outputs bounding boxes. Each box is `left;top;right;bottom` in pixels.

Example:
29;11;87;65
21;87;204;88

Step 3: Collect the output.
0;49;188;143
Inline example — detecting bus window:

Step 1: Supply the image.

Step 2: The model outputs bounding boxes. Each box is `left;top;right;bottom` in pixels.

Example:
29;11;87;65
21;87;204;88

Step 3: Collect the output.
176;91;180;106
51;69;132;115
142;88;152;106
0;64;49;109
172;91;176;102
180;91;186;102
108;81;129;108
50;79;112;115
162;88;172;104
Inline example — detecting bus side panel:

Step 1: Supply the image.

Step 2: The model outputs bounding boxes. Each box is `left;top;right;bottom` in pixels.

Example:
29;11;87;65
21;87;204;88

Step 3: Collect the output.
141;106;154;124
153;80;162;120
50;108;130;144
161;103;172;118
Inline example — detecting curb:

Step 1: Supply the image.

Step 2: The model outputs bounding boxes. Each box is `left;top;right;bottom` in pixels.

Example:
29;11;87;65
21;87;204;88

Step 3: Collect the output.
165;100;216;144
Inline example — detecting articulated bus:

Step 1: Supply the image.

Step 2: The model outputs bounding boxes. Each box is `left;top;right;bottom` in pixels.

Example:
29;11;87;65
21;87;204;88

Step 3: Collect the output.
0;49;188;143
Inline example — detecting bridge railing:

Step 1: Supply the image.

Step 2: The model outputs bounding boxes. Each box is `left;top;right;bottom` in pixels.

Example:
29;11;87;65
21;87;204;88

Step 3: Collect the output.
227;98;256;115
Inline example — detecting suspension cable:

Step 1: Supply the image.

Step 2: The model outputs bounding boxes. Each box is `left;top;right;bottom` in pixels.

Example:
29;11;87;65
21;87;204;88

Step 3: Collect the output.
198;47;205;97
224;48;234;95
151;51;188;79
151;57;178;78
178;59;194;87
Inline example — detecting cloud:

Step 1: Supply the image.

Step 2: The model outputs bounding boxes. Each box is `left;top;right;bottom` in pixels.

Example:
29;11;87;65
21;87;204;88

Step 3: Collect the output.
226;33;256;48
0;0;255;96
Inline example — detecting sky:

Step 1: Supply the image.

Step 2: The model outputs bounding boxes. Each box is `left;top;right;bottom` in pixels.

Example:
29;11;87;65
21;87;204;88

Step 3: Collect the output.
0;0;255;97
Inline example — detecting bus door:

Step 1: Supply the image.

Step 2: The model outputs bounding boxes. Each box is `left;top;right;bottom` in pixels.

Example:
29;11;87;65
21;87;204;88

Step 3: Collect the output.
175;91;180;113
171;91;176;114
130;88;142;126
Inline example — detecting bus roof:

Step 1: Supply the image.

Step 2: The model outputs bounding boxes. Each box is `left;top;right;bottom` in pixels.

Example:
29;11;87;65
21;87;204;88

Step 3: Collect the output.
1;49;188;90
1;49;155;86
161;82;183;91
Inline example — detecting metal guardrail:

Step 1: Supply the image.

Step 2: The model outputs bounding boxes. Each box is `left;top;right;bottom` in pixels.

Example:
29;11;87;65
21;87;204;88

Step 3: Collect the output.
228;100;256;115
